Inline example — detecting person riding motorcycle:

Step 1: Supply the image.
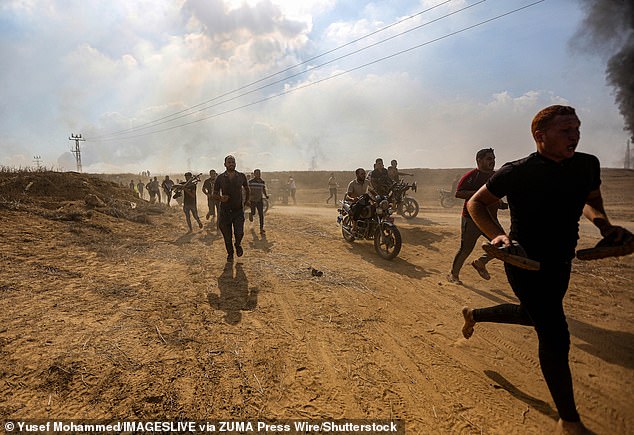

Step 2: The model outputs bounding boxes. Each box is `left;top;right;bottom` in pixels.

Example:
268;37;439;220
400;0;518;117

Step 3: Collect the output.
370;158;392;196
346;168;370;232
339;165;403;260
387;159;413;182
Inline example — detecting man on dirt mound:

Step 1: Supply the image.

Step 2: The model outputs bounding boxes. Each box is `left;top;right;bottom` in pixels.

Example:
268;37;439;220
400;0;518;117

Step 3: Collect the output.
461;105;633;434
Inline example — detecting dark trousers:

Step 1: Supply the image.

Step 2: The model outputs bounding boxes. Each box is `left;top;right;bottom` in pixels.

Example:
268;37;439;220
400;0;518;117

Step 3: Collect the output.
250;200;265;230
473;262;579;422
219;208;245;255
450;216;491;276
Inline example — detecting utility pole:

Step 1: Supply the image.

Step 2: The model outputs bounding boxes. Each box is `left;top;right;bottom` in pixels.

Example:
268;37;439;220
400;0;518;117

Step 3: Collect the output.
626;139;631;170
68;133;85;172
33;155;42;170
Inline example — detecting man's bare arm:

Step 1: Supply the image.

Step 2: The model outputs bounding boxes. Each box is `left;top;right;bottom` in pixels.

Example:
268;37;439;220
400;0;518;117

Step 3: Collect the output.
467;186;507;245
455;189;476;200
583;189;632;242
583;189;610;232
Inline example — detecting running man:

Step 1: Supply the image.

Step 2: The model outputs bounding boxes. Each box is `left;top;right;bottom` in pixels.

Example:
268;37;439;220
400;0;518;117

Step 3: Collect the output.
202;169;218;221
213;155;250;262
248;169;269;235
161;175;174;206
447;148;500;284
180;172;203;233
462;105;632;434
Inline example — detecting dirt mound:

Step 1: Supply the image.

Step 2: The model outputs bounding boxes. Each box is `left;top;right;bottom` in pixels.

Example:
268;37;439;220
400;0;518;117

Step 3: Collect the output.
0;171;163;223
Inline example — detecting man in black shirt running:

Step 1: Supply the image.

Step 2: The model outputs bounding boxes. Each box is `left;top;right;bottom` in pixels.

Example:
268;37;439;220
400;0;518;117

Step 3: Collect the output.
462;105;631;434
213;155;250;262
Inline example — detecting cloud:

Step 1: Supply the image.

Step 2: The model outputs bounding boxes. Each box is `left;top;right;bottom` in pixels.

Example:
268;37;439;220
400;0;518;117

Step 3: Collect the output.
0;0;629;173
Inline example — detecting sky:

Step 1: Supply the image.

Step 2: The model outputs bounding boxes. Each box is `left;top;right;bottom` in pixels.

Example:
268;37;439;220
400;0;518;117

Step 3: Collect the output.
0;0;631;174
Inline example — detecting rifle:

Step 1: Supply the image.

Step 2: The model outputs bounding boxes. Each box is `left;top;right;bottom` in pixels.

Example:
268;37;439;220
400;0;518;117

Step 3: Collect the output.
171;173;202;199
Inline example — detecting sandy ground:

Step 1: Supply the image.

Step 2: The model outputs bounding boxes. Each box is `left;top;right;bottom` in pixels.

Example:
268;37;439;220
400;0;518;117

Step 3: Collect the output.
0;170;632;434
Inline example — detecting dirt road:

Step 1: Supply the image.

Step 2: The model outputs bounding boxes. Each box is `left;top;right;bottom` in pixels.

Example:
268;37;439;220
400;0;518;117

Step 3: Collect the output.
0;172;632;434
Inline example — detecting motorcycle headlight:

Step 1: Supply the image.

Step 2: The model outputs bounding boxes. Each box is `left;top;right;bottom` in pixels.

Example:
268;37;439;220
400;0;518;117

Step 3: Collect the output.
380;199;389;210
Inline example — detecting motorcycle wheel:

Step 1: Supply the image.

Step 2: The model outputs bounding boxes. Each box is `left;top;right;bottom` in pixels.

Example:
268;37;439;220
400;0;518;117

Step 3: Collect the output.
374;224;401;260
401;197;419;219
440;196;455;208
341;215;355;242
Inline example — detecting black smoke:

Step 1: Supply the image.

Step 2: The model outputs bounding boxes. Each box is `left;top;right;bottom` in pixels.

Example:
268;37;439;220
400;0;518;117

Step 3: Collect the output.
572;0;634;139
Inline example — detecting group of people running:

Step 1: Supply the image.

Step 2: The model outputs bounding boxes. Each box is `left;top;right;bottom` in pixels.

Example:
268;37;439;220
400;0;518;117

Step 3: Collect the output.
171;159;270;262
142;105;630;434
130;175;175;205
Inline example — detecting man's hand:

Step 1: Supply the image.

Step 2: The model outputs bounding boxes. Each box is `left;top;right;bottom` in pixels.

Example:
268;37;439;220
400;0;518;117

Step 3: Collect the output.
490;234;511;248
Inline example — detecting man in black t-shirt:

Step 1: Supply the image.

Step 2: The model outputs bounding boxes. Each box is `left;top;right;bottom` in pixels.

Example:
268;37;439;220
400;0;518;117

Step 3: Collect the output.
461;105;632;433
201;169;218;222
213;155;250;262
161;175;174;206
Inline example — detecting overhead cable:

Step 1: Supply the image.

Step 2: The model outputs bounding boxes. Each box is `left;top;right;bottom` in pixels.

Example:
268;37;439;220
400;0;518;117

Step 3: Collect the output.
92;1;545;142
89;0;456;140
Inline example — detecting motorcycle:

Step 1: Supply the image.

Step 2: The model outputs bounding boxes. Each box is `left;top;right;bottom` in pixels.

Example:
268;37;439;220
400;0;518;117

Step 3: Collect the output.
337;193;402;260
439;189;458;208
390;179;419;219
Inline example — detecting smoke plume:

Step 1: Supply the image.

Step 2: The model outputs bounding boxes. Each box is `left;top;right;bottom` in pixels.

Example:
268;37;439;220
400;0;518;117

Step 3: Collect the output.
573;0;634;139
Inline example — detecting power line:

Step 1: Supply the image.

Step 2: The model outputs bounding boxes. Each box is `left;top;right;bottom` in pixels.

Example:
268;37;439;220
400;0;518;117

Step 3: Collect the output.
89;0;457;140
93;0;487;141
93;0;545;142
